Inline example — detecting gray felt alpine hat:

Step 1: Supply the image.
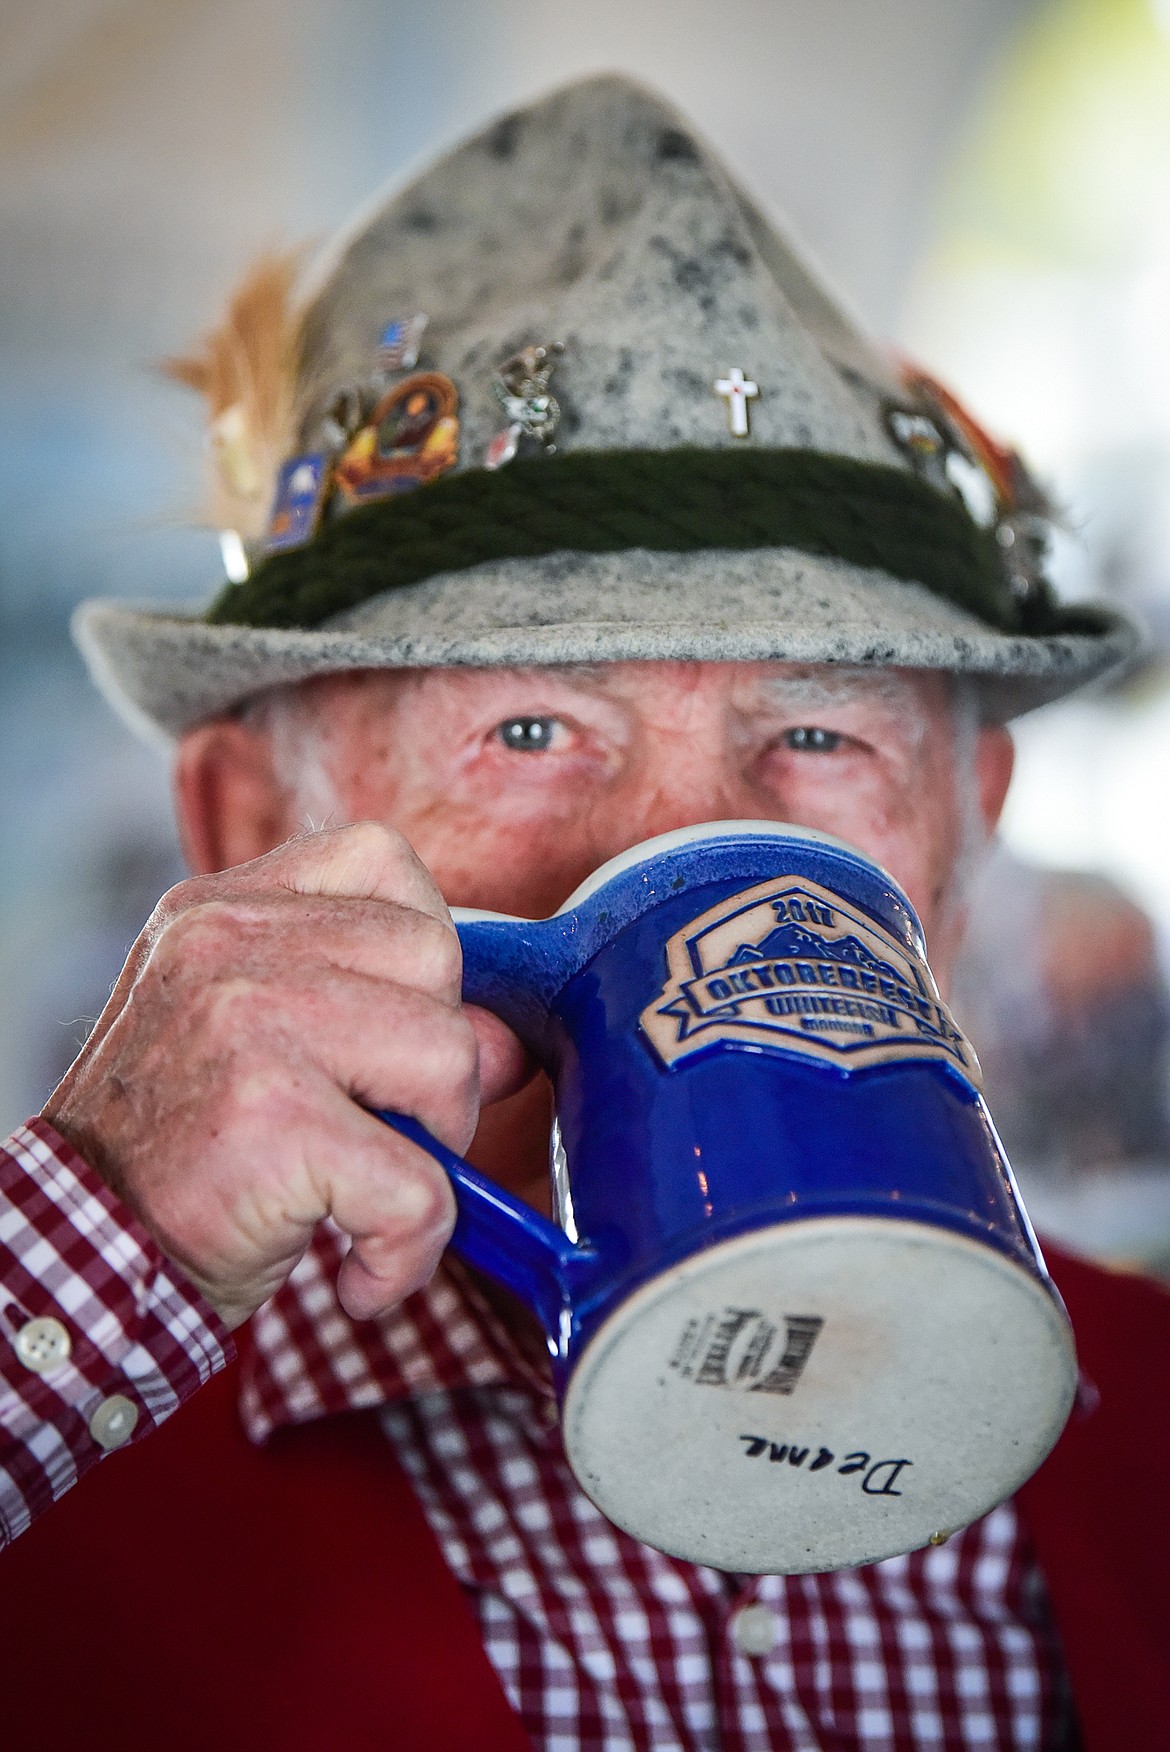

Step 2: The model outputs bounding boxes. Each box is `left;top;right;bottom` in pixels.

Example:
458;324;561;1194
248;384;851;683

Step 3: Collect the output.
75;73;1140;742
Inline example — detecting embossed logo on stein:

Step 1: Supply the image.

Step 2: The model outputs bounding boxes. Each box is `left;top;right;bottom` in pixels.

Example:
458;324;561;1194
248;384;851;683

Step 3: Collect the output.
642;875;978;1078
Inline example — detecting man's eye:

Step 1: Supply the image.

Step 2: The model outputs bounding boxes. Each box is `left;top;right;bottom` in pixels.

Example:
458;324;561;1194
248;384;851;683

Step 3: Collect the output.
497;716;558;751
782;726;842;753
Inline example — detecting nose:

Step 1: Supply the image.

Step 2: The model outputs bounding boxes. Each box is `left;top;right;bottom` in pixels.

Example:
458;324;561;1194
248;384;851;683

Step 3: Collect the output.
592;733;763;861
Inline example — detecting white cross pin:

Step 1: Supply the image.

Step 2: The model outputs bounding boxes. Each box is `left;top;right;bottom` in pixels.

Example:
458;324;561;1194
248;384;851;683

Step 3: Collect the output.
714;367;759;437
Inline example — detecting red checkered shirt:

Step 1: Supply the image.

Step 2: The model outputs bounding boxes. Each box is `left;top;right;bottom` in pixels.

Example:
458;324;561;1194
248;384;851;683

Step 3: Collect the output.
2;1121;1078;1749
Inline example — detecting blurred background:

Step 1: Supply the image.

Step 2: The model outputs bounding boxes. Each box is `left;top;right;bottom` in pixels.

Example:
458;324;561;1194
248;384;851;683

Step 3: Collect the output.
3;0;1169;1272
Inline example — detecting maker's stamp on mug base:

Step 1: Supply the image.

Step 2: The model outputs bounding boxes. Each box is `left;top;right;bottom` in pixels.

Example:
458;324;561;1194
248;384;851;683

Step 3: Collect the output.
641;875;979;1080
668;1305;823;1395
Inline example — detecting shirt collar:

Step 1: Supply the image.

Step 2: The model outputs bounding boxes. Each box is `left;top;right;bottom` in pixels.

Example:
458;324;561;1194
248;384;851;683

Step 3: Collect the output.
238;1224;553;1444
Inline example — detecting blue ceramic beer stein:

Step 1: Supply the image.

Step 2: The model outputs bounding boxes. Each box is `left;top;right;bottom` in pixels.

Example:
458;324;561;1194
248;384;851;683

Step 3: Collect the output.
378;821;1075;1575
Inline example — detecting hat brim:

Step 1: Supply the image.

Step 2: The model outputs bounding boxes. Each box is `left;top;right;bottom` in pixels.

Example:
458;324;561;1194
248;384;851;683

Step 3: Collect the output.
74;546;1140;745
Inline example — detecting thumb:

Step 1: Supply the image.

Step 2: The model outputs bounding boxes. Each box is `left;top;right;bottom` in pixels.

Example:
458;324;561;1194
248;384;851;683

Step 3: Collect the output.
467;1004;538;1107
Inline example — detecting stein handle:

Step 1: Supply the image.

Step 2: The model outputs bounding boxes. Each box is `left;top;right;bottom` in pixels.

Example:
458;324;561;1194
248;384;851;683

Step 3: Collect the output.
373;1111;594;1341
373;911;597;1344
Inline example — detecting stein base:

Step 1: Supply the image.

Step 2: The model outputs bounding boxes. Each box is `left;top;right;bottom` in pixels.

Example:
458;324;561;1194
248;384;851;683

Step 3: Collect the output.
561;1217;1076;1575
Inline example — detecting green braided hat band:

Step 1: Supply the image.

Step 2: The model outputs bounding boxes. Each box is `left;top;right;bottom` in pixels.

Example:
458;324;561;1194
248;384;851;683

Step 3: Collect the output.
207;448;1052;635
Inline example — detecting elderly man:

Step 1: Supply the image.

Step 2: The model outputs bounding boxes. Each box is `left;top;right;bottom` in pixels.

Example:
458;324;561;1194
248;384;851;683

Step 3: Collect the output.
1;75;1166;1752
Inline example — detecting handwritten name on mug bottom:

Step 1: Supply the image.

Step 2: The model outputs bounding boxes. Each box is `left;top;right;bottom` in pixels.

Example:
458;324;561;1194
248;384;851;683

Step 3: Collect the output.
738;1435;913;1497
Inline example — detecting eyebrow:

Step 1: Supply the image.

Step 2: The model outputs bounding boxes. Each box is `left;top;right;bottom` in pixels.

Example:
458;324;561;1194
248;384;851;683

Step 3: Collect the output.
742;669;921;714
524;663;610;684
478;663;616;697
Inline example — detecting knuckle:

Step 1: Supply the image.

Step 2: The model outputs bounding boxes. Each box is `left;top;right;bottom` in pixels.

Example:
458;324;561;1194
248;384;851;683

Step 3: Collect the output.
389;1012;480;1151
444;1027;483;1142
291;820;430;904
440;1012;481;1091
148;874;208;931
344;819;399;849
401;1161;456;1238
343;819;409;866
394;1009;473;1089
154;898;247;969
409;914;463;993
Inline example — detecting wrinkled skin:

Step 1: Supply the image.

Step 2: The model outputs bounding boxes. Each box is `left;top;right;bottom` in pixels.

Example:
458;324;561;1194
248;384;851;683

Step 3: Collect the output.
45;660;1013;1329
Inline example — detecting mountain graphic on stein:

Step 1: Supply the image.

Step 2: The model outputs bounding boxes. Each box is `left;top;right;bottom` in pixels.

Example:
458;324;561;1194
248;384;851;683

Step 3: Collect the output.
728;921;904;986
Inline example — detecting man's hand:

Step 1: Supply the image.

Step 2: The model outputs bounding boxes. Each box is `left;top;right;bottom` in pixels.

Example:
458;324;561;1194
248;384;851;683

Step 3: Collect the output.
43;823;532;1329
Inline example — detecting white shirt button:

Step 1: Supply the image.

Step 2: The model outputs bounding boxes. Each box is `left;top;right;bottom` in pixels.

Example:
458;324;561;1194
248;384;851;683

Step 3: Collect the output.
88;1394;139;1450
729;1601;779;1658
13;1316;72;1374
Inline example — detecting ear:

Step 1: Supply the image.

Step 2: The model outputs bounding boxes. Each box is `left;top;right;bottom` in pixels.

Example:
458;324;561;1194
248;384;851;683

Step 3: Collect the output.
174;716;294;875
973;723;1015;839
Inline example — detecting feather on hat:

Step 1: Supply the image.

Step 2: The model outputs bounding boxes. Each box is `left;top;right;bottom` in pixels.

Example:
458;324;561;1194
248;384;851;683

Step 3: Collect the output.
161;251;304;541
